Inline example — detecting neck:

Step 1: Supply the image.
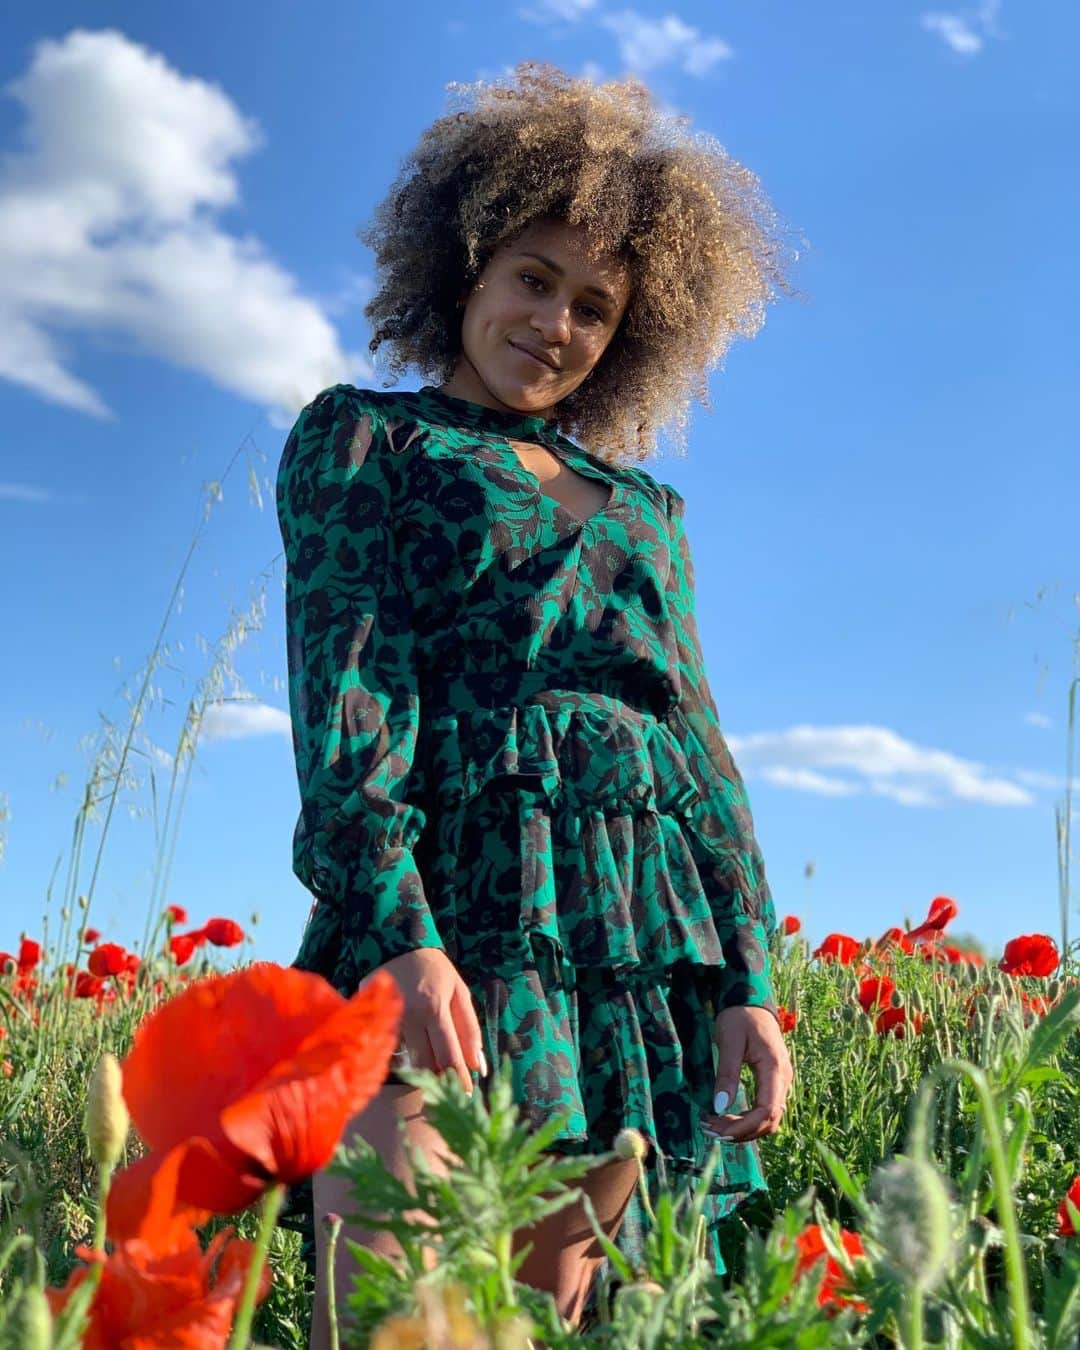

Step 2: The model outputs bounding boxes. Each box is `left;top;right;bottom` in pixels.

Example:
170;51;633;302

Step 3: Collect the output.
438;359;556;421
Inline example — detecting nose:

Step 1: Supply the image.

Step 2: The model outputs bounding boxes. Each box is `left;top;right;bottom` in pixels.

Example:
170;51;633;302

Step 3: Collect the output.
531;298;572;346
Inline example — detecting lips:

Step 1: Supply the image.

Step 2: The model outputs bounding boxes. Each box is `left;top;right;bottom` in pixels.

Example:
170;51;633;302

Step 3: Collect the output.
509;340;557;370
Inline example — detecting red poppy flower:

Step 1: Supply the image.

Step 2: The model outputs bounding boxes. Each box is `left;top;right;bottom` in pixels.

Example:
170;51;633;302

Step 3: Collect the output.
83;927;101;945
1058;1177;1080;1238
813;933;861;965
792;1223;869;1314
201;918;244;948
17;938;42;972
75;971;106;999
1000;934;1060;978
0;952;16;976
777;1005;798;1033
874;1005;925;1038
858;976;896;1014
107;963;403;1240
781;915;802;936
169;933;198;966
165;904;188;925
46;1225;270;1348
88;943;129;978
873;927;917;956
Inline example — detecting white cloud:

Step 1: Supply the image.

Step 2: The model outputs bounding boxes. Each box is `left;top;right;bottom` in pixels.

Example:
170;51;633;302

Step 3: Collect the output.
0;28;370;423
1014;768;1080;793
920;1;1004;56
0;481;52;502
200;699;292;741
518;0;597;24
1023;711;1053;729
600;10;733;76
727;723;1036;808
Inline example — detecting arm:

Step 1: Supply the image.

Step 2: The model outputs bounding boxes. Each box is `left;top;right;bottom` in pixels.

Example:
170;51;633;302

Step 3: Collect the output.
662;484;779;1020
277;385;444;989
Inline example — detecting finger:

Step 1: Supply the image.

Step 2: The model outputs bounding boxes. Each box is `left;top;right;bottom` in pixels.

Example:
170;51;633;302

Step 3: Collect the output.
701;1103;778;1144
425;1013;473;1096
704;1066;790;1142
401;1018;436;1073
449;981;487;1078
712;1018;748;1118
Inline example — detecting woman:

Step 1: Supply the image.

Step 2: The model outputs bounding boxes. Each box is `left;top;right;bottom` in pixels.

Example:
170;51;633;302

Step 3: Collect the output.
277;62;796;1343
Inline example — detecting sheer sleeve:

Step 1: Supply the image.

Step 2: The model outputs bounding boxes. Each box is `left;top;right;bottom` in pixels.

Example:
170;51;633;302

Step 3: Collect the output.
277;384;443;991
662;483;779;1020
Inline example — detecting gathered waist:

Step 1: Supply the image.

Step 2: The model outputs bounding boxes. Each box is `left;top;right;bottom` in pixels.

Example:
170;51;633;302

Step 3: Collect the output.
418;664;675;720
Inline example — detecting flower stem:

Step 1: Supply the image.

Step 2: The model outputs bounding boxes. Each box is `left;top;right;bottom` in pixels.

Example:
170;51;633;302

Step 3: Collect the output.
93;1162;113;1252
945;1063;1032;1350
903;1284;924;1350
229;1183;284;1350
325;1214;343;1350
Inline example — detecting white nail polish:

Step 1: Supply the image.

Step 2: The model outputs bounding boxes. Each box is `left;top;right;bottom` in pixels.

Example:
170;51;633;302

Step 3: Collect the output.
714;1090;730;1114
479;1050;488;1078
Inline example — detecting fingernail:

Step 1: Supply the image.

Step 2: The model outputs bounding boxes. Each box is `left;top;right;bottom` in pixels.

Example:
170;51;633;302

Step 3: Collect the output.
714;1090;729;1114
479;1050;488;1078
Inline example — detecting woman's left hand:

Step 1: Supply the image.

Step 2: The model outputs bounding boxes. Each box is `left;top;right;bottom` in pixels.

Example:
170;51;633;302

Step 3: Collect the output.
704;1005;793;1144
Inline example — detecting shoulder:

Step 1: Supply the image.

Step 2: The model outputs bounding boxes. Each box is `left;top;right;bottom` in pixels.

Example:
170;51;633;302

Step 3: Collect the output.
604;456;684;522
281;384;427;474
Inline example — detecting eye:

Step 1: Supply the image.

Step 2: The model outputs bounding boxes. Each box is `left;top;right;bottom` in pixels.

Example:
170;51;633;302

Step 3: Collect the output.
520;273;606;324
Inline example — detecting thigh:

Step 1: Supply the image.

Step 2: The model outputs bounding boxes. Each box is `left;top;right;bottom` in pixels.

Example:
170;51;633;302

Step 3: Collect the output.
312;1082;461;1322
511;1154;639;1320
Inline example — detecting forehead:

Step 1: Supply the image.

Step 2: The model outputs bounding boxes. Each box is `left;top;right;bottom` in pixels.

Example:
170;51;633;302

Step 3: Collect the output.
499;219;630;294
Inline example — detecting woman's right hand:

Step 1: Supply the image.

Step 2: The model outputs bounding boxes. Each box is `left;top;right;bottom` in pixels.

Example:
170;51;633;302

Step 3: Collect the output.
380;947;486;1095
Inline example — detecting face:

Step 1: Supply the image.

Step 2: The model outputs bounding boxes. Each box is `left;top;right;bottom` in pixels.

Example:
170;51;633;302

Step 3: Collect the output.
439;217;632;419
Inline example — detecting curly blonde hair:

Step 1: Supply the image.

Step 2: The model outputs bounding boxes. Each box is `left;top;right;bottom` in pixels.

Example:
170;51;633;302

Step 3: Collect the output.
360;62;800;462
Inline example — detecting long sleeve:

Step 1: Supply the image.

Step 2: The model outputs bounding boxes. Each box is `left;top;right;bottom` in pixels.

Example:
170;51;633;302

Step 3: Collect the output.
277;384;443;991
662;483;778;1020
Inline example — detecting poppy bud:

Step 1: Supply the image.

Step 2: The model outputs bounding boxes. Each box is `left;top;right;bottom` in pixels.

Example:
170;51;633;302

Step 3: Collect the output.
6;1286;52;1350
614;1127;648;1161
1047;979;1063;1003
85;1051;129;1168
866;1158;955;1292
78;893;88;909
615;1280;666;1318
910;989;925;1013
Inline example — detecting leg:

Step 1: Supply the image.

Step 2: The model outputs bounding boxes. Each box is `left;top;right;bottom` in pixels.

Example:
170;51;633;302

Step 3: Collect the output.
309;1081;460;1350
512;1154;640;1329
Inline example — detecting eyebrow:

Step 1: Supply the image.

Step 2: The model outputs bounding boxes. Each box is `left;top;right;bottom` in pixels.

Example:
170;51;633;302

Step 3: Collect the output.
516;252;620;307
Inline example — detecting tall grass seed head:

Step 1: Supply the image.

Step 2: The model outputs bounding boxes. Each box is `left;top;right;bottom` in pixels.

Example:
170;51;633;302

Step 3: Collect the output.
85;1051;130;1168
614;1127;648;1161
866;1158;955;1292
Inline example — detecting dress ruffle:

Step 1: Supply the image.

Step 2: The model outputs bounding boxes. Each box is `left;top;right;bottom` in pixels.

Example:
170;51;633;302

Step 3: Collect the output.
411;685;757;983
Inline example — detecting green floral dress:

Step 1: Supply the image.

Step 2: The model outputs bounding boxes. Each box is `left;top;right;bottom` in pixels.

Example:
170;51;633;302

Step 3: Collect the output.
276;382;779;1279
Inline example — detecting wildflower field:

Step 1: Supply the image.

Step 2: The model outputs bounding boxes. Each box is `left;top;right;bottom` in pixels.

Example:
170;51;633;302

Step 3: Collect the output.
1;888;1079;1347
1;478;1077;1346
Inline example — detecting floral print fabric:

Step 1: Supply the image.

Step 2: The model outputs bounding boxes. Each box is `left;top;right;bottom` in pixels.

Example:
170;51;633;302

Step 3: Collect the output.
276;382;779;1275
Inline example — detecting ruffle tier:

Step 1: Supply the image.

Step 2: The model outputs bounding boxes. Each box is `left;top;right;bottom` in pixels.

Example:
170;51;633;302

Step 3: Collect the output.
411;685;761;981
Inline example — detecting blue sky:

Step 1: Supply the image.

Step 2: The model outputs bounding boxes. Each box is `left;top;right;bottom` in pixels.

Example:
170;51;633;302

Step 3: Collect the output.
2;1;1077;974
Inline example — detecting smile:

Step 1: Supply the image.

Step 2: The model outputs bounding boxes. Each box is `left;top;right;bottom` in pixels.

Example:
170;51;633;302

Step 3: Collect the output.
509;341;555;370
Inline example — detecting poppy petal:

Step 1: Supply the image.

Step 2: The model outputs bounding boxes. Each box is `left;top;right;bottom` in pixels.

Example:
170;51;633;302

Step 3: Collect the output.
106;1145;212;1248
218;973;402;1181
121;964;351;1151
